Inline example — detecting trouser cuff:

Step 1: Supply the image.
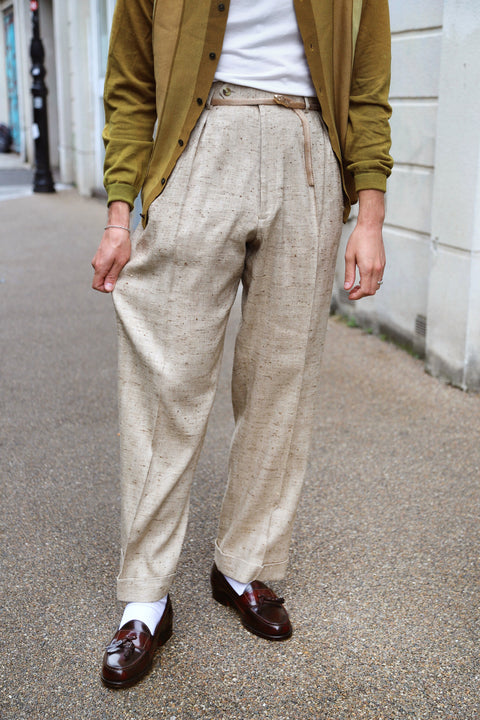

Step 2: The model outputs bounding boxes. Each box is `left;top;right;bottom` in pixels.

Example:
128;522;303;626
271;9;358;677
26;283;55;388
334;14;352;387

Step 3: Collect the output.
116;573;175;603
214;541;288;584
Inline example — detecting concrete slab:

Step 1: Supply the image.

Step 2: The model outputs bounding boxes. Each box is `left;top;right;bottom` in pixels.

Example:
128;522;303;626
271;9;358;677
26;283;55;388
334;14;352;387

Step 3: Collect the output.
0;190;479;719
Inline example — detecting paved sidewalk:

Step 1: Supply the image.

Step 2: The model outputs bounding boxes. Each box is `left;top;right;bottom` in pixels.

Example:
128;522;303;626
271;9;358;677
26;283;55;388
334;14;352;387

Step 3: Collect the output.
0;190;479;719
0;152;33;201
0;152;67;201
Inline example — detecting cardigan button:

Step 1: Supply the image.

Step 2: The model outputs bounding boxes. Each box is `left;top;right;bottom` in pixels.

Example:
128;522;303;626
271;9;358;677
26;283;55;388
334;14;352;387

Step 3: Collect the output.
196;98;203;106
209;52;216;60
161;178;166;185
178;139;184;146
218;3;225;10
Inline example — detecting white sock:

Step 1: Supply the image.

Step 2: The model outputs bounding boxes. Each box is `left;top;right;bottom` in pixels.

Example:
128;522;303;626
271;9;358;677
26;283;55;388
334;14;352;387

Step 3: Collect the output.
224;574;251;596
119;596;168;636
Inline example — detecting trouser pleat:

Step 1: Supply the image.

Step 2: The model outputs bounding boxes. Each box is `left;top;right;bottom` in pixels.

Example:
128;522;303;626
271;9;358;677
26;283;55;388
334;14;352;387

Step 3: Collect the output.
112;82;343;599
214;95;343;582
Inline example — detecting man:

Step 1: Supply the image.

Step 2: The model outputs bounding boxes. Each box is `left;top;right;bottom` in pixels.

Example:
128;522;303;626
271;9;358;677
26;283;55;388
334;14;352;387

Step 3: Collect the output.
92;0;392;689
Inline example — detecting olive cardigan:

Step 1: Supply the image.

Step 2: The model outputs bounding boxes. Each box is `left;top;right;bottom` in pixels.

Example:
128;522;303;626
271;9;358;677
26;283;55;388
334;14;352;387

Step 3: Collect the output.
103;0;393;224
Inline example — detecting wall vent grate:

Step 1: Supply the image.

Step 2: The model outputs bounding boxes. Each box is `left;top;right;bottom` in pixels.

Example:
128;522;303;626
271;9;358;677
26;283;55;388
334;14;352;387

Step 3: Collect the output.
415;314;427;337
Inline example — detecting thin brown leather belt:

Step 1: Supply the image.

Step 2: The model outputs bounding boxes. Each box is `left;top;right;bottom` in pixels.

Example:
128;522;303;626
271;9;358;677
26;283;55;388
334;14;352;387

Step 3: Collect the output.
210;93;321;186
210;93;321;112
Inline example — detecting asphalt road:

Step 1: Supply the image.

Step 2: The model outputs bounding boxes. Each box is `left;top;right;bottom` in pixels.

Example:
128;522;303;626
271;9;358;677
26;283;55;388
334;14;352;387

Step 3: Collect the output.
0;189;479;719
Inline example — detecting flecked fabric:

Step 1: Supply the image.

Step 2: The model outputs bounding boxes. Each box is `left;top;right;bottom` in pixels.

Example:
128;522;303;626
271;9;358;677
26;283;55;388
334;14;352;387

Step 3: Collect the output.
112;82;343;602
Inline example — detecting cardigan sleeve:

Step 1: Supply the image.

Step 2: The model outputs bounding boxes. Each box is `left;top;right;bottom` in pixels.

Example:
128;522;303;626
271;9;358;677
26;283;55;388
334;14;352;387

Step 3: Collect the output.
102;0;157;208
344;0;393;194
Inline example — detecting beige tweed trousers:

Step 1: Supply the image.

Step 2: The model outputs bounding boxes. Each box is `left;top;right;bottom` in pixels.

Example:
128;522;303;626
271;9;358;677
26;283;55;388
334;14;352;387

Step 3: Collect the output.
112;83;343;602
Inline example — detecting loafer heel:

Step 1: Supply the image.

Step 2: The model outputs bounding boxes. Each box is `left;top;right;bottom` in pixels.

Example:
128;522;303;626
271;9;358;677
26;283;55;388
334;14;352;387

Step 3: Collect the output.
211;586;231;607
157;621;173;645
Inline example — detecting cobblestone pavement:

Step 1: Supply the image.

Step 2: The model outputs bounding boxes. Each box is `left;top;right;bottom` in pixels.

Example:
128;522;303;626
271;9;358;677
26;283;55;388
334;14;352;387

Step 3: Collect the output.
0;189;479;719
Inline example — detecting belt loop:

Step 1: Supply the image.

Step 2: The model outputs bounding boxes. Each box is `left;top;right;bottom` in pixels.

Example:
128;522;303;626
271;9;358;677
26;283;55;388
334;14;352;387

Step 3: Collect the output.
304;97;310;112
206;82;217;110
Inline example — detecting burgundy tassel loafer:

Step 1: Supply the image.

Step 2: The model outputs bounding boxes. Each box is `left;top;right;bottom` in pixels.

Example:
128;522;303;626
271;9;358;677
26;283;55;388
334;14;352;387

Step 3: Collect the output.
101;596;173;688
210;563;292;640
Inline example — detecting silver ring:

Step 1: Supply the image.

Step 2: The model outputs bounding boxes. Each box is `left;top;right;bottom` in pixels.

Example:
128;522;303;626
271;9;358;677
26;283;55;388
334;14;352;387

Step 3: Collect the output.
377;280;384;286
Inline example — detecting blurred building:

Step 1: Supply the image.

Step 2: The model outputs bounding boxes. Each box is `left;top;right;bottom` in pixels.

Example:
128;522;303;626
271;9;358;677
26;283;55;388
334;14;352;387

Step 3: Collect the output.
0;0;114;195
1;1;479;390
334;1;480;392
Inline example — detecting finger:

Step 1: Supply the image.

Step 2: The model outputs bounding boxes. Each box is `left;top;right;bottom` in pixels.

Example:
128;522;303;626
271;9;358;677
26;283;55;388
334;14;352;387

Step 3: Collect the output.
104;257;127;292
362;261;384;296
344;252;357;290
92;259;114;292
349;274;383;300
362;276;377;296
365;273;384;295
347;283;364;301
92;271;109;292
104;275;116;293
350;269;373;299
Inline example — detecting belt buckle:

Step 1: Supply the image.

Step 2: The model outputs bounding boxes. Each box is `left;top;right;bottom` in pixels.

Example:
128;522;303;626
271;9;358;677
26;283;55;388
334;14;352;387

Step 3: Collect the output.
273;94;296;109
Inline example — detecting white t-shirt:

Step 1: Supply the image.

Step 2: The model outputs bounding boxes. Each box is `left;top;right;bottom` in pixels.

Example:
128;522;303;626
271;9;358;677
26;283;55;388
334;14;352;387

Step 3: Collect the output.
214;0;316;97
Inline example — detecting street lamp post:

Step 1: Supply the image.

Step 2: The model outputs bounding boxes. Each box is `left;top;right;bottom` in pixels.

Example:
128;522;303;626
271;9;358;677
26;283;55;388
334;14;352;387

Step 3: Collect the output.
30;0;55;193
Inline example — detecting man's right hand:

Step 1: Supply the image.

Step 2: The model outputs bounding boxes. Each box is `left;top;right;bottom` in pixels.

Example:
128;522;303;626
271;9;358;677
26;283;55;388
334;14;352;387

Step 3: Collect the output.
92;201;131;293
